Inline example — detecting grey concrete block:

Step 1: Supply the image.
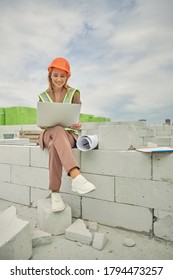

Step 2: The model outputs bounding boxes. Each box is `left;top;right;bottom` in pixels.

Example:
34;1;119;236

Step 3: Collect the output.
154;210;173;242
153;153;173;182
80;173;115;201
0;138;30;145
144;137;170;146
116;177;173;211
146;128;156;137
0;163;10;182
89;221;98;232
156;130;172;136
11;165;49;189
30;146;49;168
81;150;152;179
0;145;30;166
37;199;72;235
0;182;30;205
0;206;32;260
65;219;92;245
88;221;98;239
82;198;152;233
92;232;107;250
61;172;115;202
99;125;142;150
61;193;81;218
31;187;50;207
32;229;52;248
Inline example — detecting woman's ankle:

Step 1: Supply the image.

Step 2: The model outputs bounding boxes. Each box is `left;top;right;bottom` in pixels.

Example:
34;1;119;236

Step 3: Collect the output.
70;167;80;179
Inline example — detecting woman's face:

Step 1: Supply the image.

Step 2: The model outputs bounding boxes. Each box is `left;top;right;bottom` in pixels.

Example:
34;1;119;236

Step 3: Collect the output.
51;68;68;90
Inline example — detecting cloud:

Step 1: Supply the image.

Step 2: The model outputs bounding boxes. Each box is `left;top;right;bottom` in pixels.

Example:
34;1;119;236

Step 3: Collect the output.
0;0;173;123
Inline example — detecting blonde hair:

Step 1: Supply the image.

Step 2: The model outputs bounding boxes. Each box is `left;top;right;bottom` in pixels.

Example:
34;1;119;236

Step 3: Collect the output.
47;68;69;93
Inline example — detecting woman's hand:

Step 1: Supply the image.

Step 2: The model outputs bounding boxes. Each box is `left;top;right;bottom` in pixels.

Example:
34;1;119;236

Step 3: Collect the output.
70;122;81;130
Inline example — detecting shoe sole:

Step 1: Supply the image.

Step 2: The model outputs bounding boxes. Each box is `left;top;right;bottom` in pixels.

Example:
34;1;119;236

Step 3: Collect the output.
52;206;65;212
72;187;96;195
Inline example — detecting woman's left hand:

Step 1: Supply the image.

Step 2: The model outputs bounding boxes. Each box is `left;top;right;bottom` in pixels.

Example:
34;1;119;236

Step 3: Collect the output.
70;122;81;130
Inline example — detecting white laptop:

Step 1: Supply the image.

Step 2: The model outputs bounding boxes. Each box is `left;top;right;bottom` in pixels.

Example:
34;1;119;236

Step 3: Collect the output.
37;102;81;128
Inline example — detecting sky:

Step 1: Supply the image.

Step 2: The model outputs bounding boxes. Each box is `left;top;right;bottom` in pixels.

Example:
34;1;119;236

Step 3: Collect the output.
0;0;173;124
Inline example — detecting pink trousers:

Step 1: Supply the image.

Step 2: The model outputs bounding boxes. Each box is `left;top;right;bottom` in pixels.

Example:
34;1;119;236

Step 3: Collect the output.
39;126;79;192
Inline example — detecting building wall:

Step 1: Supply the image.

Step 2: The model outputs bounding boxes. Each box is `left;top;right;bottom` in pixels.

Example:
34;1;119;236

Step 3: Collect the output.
0;121;173;242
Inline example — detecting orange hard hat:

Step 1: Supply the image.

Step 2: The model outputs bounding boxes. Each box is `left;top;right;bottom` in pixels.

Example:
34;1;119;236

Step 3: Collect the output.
48;57;71;77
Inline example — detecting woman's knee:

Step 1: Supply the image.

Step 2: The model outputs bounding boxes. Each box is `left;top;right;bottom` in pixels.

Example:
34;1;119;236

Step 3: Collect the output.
52;125;65;136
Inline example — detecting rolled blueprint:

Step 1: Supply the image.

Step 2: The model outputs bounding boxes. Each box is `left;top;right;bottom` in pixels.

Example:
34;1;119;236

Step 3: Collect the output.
76;135;98;151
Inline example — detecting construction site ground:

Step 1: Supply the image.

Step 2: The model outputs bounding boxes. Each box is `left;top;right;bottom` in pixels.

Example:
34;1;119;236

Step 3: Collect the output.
0;199;173;260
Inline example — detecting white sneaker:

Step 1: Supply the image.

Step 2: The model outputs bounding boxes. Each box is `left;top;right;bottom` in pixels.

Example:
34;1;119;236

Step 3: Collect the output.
51;192;65;212
72;175;96;194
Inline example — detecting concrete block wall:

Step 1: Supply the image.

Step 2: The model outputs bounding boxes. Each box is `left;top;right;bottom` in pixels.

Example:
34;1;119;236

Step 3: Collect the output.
0;122;173;243
0;144;80;208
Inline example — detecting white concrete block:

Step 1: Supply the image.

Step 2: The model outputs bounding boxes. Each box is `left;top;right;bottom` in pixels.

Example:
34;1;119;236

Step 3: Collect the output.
1;124;22;132
116;177;173;211
136;128;147;137
0;138;30;145
60;172;73;193
0;182;30;205
92;232;107;250
155;137;170;146
61;193;81;218
146;128;156;137
0;164;10;182
65;219;92;245
153;153;173;181
82;198;152;233
30;146;48;168
32;229;52;247
156;130;171;136
0;125;21;138
113;121;146;127
89;221;98;232
154;210;173;242
81;173;115;201
144;137;170;146
11;165;49;189
81;150;151;179
0;206;32;260
37;199;72;235
31;187;50;207
99;125;142;150
61;172;115;202
0;145;30;166
163;125;173;131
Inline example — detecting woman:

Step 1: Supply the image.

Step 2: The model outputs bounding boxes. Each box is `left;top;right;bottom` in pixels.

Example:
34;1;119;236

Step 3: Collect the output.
38;57;96;212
